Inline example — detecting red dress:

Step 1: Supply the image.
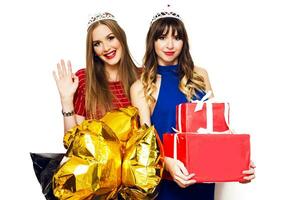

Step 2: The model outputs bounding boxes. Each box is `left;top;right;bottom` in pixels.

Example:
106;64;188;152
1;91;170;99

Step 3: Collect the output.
73;69;131;118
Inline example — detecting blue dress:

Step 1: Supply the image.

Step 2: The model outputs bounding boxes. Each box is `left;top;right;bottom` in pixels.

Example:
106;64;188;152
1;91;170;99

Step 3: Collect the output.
151;64;215;200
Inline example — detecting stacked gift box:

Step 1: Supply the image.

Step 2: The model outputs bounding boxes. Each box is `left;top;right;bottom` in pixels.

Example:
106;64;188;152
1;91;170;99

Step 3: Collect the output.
163;92;251;182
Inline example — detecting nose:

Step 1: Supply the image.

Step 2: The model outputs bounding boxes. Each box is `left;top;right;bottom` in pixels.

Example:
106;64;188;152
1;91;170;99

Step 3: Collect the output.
166;38;174;49
103;41;110;52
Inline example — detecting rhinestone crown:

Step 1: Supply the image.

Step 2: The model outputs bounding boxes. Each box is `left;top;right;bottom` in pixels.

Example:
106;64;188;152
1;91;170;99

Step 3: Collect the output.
151;5;182;24
87;12;116;29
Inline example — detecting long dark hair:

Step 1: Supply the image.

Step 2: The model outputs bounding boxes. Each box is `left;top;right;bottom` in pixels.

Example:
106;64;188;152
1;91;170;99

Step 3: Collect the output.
142;17;206;104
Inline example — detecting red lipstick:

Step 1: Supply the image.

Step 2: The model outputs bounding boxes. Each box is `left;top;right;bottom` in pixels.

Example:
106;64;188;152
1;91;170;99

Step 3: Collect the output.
164;51;175;56
104;50;116;59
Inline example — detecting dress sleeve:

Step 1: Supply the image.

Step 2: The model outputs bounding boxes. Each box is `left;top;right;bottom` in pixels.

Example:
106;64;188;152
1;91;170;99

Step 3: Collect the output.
73;69;86;117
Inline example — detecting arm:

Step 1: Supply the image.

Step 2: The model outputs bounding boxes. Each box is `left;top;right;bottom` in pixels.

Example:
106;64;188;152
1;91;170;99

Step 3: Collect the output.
53;60;85;133
194;66;214;98
60;99;85;133
163;157;197;188
154;66;211;187
131;79;196;188
130;80;151;126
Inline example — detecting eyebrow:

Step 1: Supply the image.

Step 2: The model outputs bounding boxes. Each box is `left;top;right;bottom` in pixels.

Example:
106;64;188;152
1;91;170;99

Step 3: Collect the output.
92;33;114;43
160;32;178;37
106;33;114;37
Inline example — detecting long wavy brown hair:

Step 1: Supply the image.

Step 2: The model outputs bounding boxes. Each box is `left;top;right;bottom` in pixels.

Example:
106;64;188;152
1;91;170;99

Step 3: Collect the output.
86;18;138;118
142;17;206;105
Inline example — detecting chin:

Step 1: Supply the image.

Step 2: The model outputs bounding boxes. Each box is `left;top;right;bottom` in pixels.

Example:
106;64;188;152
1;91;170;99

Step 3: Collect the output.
103;57;120;67
107;61;119;66
165;59;177;64
162;56;175;62
109;58;121;66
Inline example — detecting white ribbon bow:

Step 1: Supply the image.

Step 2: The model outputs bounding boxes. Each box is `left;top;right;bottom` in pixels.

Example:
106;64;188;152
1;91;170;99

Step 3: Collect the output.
177;90;231;134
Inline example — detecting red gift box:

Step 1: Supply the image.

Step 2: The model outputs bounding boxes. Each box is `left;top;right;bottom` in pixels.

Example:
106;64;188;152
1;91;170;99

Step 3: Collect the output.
176;101;230;133
163;133;250;182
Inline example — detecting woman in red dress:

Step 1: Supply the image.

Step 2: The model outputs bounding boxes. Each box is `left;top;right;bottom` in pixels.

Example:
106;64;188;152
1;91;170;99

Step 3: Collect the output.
53;12;140;133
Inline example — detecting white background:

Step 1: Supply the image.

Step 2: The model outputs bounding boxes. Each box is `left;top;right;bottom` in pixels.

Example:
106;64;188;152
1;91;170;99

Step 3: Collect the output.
0;0;300;199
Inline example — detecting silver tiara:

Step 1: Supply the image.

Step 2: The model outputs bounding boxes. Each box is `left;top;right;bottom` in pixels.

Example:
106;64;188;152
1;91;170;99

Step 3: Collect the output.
87;12;116;29
151;5;182;24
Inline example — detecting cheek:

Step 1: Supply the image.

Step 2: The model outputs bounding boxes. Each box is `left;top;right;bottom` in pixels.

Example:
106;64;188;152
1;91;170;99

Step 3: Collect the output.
93;47;103;56
117;46;123;56
112;40;122;55
176;41;183;51
154;42;162;54
112;39;122;49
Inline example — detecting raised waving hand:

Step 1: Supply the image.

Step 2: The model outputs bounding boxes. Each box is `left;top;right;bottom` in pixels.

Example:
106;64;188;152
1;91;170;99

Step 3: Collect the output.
52;59;79;101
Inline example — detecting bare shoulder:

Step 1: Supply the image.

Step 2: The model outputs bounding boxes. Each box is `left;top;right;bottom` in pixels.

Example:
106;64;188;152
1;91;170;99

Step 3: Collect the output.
194;65;214;96
130;78;151;126
130;79;146;101
130;79;144;93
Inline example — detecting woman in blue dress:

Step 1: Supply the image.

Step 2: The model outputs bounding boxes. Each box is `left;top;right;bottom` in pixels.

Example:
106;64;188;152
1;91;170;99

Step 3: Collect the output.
130;6;256;200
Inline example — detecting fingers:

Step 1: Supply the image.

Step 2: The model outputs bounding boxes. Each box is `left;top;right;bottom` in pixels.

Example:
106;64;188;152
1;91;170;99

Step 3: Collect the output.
243;174;255;181
174;176;197;188
243;160;256;175
241;161;256;183
242;168;255;181
174;180;196;188
61;59;67;75
239;179;251;184
73;74;79;88
56;59;73;79
73;74;79;82
52;70;58;83
165;157;197;188
176;160;189;176
173;160;196;188
240;173;255;184
243;167;255;175
174;160;195;181
57;62;63;79
174;171;195;183
250;161;256;168
67;60;73;74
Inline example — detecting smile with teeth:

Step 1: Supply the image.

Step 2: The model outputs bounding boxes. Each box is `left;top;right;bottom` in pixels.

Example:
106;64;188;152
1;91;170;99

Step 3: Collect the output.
104;50;116;59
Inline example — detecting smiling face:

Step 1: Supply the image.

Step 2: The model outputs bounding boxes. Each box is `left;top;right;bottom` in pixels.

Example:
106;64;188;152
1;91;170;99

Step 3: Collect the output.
154;26;183;66
92;24;123;68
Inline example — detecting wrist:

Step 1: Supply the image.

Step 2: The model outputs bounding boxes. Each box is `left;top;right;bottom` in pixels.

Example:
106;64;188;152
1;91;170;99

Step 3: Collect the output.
60;95;74;103
62;110;75;117
164;157;172;172
61;98;74;108
61;100;74;115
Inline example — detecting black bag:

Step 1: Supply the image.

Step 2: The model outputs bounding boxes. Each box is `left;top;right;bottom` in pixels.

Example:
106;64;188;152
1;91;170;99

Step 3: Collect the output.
30;153;64;200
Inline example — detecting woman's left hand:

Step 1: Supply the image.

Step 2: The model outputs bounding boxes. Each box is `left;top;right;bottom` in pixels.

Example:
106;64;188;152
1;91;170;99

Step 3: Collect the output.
240;160;256;183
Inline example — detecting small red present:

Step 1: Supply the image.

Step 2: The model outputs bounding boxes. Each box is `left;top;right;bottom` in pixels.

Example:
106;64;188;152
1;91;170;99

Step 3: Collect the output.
163;133;250;182
176;92;230;133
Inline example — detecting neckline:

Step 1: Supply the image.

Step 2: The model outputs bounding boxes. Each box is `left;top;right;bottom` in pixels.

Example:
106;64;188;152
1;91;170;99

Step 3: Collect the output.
158;64;178;68
109;80;121;84
157;64;179;75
